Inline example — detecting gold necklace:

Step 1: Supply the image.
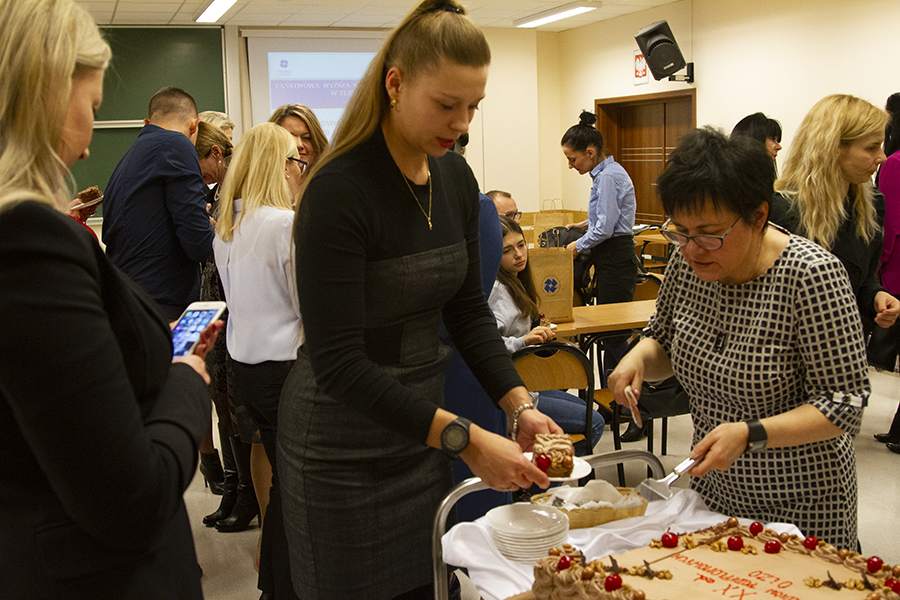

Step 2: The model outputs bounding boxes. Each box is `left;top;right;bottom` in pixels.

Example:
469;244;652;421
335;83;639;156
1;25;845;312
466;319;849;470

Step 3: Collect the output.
400;167;433;230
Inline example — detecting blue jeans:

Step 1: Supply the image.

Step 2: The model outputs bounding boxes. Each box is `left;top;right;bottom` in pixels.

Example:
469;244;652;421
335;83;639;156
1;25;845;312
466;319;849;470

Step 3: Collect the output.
537;389;605;455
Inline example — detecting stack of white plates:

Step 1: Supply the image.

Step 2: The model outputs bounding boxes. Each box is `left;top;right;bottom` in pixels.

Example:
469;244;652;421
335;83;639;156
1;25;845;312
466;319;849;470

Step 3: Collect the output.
486;503;569;564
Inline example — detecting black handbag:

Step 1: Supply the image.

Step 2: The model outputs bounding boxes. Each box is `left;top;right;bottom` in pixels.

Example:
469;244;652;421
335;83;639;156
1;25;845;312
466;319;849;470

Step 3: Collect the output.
867;320;900;372
636;376;691;421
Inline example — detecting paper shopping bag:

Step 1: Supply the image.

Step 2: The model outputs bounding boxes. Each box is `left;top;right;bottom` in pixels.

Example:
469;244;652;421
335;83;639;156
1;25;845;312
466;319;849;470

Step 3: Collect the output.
533;211;573;240
528;247;574;323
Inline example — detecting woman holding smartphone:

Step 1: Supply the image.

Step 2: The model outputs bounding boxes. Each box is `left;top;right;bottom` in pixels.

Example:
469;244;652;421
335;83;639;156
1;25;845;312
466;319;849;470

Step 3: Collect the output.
0;0;220;595
214;122;305;599
278;1;560;597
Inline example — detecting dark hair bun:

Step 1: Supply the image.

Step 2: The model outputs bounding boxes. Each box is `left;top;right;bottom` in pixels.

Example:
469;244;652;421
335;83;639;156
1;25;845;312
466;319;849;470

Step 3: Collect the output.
578;111;597;127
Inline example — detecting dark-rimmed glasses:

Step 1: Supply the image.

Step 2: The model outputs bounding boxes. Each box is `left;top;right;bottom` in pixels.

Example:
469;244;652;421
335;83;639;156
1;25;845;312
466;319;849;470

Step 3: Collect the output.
659;215;742;250
288;157;308;174
503;210;523;221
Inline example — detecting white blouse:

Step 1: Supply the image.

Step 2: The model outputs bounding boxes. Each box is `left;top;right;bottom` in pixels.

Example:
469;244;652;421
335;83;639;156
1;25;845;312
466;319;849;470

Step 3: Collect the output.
214;200;302;364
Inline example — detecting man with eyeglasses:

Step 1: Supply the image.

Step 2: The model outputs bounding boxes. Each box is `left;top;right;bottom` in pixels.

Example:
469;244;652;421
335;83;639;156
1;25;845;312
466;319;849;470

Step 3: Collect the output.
487;189;522;223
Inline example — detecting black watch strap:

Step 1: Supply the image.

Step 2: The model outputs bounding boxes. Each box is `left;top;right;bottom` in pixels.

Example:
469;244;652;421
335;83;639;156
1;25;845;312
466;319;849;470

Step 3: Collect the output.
744;418;767;453
440;417;472;460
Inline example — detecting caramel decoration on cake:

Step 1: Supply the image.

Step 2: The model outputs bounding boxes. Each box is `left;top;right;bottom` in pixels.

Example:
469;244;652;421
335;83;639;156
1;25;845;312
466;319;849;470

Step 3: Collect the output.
532;433;575;478
531;518;900;600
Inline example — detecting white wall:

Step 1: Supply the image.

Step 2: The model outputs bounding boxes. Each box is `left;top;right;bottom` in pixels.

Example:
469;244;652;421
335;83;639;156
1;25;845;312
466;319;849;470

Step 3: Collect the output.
536;30;563;210
228;0;899;215
543;0;900;212
467;28;541;211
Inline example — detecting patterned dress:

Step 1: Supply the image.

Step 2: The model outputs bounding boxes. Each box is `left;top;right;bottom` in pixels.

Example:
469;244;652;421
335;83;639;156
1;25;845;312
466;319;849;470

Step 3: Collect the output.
645;232;868;550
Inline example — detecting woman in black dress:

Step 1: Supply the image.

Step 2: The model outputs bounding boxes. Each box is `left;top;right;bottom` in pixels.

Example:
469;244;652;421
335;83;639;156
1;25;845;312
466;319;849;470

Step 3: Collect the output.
277;0;561;597
771;95;899;338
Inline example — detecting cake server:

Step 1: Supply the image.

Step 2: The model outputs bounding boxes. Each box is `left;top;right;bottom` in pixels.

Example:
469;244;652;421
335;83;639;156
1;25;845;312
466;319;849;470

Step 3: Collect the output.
636;456;697;502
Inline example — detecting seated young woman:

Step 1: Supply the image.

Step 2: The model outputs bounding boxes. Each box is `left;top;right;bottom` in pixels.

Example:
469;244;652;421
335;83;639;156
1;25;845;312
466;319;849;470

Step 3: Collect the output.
489;216;604;454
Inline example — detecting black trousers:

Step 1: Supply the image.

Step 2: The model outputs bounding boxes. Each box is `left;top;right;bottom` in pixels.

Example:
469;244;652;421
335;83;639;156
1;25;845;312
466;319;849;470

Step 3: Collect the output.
590;235;640;374
232;358;298;600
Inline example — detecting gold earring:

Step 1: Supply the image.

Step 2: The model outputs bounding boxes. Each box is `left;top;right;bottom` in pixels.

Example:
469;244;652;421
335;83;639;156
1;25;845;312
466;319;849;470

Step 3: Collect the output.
390;98;397;108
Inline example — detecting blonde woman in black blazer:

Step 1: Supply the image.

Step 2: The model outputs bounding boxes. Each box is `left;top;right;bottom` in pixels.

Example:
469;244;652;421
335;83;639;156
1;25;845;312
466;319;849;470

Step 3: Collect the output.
0;1;220;596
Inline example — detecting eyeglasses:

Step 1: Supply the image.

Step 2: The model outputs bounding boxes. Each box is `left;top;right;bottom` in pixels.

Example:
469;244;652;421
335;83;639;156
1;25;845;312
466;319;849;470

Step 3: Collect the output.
288;157;308;174
659;215;743;250
503;211;523;220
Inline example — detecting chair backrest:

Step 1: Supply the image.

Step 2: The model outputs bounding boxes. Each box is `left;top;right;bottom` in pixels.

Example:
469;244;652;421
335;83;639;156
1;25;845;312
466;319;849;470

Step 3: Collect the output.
633;273;662;301
511;341;593;394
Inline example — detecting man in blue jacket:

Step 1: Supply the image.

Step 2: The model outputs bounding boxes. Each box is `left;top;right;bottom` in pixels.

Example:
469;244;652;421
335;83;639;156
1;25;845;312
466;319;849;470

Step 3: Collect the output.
103;86;214;320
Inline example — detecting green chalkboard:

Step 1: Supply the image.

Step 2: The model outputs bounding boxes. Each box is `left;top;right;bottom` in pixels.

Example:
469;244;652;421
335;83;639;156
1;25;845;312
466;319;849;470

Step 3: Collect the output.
70;27;225;212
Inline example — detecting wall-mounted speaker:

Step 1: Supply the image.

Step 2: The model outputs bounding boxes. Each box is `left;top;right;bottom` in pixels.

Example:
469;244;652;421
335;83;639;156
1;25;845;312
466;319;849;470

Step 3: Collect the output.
635;20;686;80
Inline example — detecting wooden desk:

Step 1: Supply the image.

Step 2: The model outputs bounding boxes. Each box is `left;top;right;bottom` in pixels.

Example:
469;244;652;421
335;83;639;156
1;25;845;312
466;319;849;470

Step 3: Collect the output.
634;230;670;246
554;299;656;337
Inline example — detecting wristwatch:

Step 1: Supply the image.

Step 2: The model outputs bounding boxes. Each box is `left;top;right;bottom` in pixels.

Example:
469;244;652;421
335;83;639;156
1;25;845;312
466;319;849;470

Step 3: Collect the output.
441;417;472;460
744;419;767;453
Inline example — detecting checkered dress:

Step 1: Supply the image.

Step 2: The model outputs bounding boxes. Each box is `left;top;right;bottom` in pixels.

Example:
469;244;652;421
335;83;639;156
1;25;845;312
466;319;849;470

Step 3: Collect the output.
646;234;868;550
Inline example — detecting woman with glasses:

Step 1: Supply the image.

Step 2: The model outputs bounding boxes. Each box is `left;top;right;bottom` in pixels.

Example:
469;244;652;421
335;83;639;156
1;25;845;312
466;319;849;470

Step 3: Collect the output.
609;127;869;551
270;103;327;186
213;122;305;599
193;120;250;525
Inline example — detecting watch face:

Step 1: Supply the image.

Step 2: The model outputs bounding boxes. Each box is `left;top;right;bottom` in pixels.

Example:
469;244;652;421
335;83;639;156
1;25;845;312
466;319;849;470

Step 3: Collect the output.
445;426;467;450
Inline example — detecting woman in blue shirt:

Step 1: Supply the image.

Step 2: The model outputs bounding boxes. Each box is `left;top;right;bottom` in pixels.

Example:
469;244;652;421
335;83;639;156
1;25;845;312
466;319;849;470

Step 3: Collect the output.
561;110;640;373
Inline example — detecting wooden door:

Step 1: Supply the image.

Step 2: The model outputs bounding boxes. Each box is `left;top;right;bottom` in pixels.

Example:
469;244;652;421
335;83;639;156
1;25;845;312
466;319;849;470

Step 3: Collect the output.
618;103;665;224
595;89;696;225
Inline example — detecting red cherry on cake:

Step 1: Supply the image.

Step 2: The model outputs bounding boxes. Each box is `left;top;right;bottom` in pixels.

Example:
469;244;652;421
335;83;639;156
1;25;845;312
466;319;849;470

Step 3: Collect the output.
884;578;898;591
557;555;571;571
890;579;900;595
803;535;819;550
535;454;551;472
764;540;782;554
727;536;744;551
867;556;884;573
661;532;678;548
605;574;623;591
749;522;763;536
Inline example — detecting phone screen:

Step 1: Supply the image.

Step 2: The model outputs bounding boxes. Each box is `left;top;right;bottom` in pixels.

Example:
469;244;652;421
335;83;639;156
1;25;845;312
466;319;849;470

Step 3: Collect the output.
172;308;222;358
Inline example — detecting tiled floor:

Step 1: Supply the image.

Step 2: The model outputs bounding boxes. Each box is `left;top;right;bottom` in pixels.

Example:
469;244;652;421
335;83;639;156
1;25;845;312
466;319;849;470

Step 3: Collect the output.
187;368;900;599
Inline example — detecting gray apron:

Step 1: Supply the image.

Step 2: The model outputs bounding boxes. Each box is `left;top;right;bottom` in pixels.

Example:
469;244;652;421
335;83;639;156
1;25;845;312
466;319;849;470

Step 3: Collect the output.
278;242;467;599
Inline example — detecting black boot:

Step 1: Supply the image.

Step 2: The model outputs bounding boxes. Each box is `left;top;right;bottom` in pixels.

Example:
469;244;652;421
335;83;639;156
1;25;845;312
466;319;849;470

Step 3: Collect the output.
203;427;238;526
620;420;650;443
874;404;900;444
216;437;259;533
199;449;225;495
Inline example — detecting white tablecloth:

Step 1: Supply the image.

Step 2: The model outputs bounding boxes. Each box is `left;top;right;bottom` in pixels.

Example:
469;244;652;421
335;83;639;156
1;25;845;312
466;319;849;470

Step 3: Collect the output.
441;489;803;600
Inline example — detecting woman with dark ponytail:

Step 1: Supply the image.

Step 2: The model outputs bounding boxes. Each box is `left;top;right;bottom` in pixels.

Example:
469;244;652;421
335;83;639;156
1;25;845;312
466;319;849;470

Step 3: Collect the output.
278;0;561;597
561;111;639;374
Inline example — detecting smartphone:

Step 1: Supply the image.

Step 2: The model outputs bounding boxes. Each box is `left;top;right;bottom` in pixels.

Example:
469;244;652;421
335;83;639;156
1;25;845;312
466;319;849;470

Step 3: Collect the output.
171;301;226;358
